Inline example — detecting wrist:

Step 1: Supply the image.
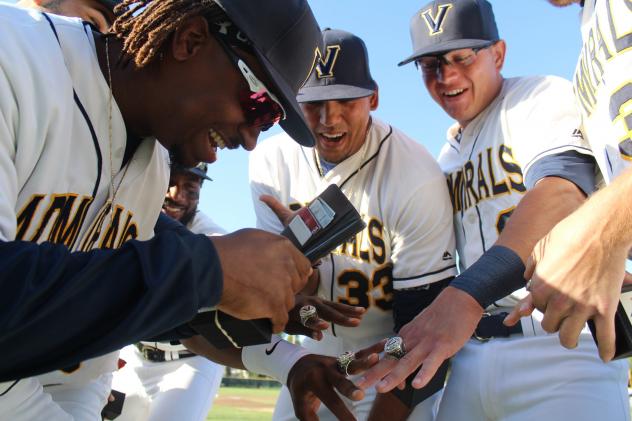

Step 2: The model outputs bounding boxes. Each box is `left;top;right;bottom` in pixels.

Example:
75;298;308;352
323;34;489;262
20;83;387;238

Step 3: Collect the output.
450;245;527;309
241;335;310;385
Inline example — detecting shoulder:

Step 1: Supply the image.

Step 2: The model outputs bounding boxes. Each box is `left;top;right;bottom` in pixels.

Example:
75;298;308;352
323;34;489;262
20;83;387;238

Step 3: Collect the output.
503;76;574;103
372;118;444;181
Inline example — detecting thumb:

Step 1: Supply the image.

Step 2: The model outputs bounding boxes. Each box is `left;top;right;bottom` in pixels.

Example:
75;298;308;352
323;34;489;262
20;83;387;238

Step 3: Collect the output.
260;195;294;226
524;253;535;281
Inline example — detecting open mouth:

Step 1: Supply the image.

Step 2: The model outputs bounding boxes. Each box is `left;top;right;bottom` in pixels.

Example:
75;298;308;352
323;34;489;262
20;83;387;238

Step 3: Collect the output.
443;88;466;98
319;132;346;143
208;128;228;150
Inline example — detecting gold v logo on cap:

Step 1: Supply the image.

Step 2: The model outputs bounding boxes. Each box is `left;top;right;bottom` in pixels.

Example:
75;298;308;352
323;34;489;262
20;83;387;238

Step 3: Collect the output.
422;4;453;36
315;45;342;79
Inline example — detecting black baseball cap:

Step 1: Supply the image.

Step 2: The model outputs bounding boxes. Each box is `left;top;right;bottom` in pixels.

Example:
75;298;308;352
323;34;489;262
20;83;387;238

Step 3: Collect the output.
399;0;499;66
215;0;323;146
297;28;376;103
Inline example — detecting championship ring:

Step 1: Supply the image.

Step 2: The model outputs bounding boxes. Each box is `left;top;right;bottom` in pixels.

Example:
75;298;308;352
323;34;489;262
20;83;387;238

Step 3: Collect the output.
299;305;318;327
336;351;355;376
384;336;406;359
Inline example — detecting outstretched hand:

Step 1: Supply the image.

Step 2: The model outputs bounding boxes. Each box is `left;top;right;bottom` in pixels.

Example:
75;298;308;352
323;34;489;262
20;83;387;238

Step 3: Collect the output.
287;341;384;421
356;287;483;392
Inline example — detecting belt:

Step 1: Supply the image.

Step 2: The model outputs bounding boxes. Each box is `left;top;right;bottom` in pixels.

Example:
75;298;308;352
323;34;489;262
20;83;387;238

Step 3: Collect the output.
135;343;196;362
473;312;523;342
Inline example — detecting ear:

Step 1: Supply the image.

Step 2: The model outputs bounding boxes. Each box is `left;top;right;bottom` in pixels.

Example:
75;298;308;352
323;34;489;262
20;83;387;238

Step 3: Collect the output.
369;86;379;111
492;40;507;72
170;15;212;62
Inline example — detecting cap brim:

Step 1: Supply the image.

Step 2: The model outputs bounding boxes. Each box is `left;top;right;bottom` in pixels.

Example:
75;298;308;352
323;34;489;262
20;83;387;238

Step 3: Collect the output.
398;39;494;66
297;85;374;103
252;51;316;147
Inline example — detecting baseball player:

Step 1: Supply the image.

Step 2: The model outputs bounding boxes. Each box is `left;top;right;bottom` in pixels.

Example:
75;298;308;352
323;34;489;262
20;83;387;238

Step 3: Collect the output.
358;1;629;420
17;0;118;33
248;28;457;421
504;0;632;361
0;1;320;420
112;163;225;421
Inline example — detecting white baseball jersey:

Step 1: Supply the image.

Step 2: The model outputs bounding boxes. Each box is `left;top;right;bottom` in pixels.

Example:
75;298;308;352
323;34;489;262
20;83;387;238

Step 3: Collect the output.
435;75;629;421
187;211;227;237
250;117;456;351
438;76;591;308
574;0;632;183
0;5;168;419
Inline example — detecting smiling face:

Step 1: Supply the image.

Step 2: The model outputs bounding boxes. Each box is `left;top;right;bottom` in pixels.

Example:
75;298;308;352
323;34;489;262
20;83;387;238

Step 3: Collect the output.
300;92;378;164
138;16;281;167
421;41;506;128
163;171;202;224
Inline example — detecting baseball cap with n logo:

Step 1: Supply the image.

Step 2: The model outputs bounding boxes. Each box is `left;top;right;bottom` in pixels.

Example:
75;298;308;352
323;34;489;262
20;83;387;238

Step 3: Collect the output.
297;28;376;102
399;0;499;66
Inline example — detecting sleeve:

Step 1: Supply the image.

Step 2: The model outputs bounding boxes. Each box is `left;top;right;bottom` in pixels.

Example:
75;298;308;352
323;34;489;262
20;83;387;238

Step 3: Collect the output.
0;226;222;382
389;157;458;290
505;76;593;179
248;143;285;235
524;150;597;196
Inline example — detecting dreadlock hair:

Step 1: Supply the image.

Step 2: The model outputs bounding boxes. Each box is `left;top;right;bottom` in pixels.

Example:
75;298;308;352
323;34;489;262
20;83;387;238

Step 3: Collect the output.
111;0;227;68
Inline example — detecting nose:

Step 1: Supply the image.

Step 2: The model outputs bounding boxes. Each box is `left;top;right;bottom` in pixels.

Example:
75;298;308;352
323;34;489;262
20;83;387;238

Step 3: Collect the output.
320;101;343;127
436;61;459;83
168;184;186;203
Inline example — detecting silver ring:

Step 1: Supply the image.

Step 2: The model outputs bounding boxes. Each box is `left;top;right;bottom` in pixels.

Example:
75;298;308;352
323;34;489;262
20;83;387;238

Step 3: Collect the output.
299;305;318;327
336;351;355;376
384;336;406;359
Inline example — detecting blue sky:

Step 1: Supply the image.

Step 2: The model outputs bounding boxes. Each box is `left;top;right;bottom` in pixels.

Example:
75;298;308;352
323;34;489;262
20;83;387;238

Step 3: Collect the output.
204;0;584;231
3;0;585;231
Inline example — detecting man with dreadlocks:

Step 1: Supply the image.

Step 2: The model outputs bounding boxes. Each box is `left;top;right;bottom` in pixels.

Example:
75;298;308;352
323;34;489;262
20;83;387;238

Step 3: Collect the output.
0;0;322;419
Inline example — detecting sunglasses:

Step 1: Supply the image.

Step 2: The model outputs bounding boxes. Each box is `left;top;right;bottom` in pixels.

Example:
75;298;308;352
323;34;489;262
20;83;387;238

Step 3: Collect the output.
415;42;495;76
215;36;286;131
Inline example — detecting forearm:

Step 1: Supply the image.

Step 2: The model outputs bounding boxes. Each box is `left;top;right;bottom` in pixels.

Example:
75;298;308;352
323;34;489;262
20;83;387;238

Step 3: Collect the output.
496;176;586;262
0;228;221;381
180;335;245;369
574;166;632;250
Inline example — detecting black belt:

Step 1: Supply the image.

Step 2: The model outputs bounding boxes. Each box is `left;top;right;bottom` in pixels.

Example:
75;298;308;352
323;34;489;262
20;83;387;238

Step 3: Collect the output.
135;343;195;362
473;312;523;342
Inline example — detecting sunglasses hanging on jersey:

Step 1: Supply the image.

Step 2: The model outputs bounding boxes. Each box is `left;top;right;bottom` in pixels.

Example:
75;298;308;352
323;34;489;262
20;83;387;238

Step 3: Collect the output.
215;35;286;131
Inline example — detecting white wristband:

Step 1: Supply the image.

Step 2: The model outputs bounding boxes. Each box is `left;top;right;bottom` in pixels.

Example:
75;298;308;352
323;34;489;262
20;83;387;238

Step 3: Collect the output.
241;335;310;385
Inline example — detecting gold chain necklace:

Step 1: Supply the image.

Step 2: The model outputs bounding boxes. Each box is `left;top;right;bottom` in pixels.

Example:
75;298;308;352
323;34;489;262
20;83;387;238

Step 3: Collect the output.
105;36;131;226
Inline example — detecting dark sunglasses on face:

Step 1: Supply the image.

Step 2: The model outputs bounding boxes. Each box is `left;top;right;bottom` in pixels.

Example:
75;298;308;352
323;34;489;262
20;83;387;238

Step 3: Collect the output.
215;35;286;132
415;42;496;76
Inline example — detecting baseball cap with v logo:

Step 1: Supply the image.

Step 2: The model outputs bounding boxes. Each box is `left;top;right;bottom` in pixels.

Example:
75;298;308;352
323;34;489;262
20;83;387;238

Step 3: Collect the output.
297;28;377;102
399;0;499;66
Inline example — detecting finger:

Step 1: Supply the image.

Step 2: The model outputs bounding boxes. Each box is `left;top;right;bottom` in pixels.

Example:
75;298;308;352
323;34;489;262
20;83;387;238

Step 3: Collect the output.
539;293;572;333
503;295;534;326
593;314;616;362
355;358;397;389
355;339;387;360
293;393;320;421
558;312;589;349
316;304;362;327
316;377;358;421
377;341;433;392
346;353;379;376
326;301;366;317
330;373;365;403
411;353;446;389
260;194;294;225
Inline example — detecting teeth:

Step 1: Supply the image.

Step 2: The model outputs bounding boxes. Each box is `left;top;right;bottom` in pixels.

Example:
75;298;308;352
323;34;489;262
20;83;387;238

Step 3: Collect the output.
444;89;464;97
322;133;344;140
209;128;226;149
